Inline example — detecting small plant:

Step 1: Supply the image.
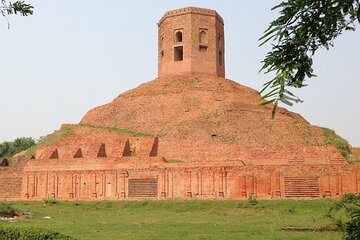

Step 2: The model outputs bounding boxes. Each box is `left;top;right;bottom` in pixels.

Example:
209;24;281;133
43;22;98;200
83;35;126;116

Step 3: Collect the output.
0;225;75;240
287;206;296;214
167;159;183;163
248;195;258;206
322;128;351;159
0;203;17;217
329;194;360;239
43;198;58;205
344;208;360;240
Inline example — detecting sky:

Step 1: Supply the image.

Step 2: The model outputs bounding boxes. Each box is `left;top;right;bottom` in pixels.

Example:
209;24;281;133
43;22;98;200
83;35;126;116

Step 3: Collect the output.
0;1;359;146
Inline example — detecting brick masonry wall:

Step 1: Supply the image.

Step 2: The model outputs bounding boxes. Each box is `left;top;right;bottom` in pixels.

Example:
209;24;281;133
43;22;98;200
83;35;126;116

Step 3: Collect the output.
21;163;360;200
158;7;224;77
0;169;23;200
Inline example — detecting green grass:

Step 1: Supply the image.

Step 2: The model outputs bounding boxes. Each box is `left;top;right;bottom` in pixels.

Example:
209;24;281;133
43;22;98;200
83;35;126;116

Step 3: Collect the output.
81;124;152;137
167;159;184;163
0;200;343;240
25;127;75;157
323;127;351;159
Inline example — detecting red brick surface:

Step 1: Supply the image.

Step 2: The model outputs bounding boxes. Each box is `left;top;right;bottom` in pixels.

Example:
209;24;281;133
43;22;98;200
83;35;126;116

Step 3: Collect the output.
158;7;225;77
1;7;359;201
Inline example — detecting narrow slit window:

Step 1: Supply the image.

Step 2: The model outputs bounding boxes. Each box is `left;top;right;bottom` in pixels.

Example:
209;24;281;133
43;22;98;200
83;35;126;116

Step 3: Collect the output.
174;46;183;61
219;51;223;66
218;34;223;48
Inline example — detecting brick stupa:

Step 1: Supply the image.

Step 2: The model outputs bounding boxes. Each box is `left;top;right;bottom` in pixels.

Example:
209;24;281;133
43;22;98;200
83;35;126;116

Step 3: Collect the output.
1;7;359;200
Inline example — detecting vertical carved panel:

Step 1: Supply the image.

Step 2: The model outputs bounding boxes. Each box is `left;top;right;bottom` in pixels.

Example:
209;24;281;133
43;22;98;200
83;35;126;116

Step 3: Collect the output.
187;170;192;198
319;176;332;197
240;176;247;198
256;175;269;198
47;172;56;199
105;171;117;199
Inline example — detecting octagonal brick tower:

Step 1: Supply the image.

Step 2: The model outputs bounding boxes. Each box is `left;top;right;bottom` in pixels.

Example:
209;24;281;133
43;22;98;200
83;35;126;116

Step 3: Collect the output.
158;7;225;77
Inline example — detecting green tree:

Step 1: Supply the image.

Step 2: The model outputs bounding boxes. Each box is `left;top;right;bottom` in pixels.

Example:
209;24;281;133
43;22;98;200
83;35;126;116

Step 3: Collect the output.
260;0;360;116
0;137;36;157
345;208;360;240
329;194;360;239
0;0;33;28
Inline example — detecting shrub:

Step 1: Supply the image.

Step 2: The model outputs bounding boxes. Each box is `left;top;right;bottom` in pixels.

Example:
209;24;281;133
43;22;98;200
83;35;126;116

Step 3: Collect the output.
248;195;258;206
0;137;36;157
0;203;17;217
344;208;360;240
0;225;75;240
43;198;59;205
329;194;360;239
322;128;351;158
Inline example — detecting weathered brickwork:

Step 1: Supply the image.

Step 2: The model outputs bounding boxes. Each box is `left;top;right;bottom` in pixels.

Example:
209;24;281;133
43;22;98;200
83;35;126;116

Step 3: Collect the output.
158;7;225;77
21;159;360;200
0;169;23;200
1;7;359;201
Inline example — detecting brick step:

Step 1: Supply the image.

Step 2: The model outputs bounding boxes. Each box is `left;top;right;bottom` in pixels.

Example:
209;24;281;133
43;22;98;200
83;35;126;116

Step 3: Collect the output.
286;192;320;195
128;186;158;189
128;195;157;198
285;182;319;184
286;188;320;192
128;178;158;198
330;161;347;164
285;177;318;179
286;191;320;193
284;177;320;198
129;191;158;194
285;182;317;187
285;185;319;188
285;195;320;198
289;160;304;164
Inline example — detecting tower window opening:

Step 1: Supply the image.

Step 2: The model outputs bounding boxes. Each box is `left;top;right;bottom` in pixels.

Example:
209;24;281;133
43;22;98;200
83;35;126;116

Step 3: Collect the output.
174;46;183;61
199;30;208;44
175;31;183;42
199;45;208;52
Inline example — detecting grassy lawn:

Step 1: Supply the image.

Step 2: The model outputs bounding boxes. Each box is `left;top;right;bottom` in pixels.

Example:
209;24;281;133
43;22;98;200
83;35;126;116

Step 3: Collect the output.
0;199;342;240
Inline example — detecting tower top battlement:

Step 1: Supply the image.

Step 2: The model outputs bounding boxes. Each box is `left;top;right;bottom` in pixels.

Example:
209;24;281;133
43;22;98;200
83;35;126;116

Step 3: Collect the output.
158;7;225;77
158;7;224;25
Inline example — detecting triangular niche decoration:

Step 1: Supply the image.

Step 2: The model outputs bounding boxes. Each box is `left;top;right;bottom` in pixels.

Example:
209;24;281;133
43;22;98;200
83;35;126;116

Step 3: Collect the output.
74;148;83;158
97;143;107;158
149;137;159;157
0;158;9;167
122;139;131;157
50;149;59;159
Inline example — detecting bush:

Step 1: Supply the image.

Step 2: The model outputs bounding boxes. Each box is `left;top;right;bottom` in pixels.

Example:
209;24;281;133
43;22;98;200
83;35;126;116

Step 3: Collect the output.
0;203;17;217
43;198;59;205
344;208;360;240
248;195;258;206
322;128;351;158
0;137;36;157
328;194;360;239
0;225;75;240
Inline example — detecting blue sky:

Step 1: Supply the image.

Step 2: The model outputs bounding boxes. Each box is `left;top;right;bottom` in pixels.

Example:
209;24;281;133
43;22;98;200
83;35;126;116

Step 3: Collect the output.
1;1;359;146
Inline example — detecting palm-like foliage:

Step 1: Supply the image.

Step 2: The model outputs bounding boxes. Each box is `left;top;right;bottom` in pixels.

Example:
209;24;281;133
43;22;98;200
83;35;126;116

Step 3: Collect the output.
260;0;360;116
344;208;360;240
0;0;33;28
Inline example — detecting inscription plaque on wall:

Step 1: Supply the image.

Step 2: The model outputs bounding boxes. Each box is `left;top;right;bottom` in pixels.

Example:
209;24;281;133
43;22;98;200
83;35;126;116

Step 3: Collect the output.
128;178;158;198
